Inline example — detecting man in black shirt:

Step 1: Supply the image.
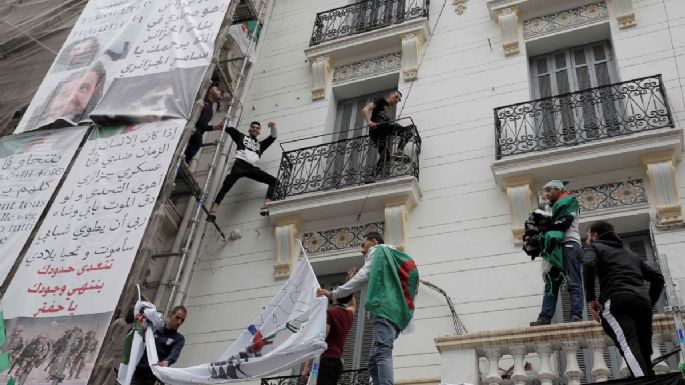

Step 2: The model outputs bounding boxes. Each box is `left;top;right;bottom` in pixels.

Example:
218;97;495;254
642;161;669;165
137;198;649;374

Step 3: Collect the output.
207;121;278;220
184;84;224;163
132;306;187;385
361;90;413;182
583;221;664;378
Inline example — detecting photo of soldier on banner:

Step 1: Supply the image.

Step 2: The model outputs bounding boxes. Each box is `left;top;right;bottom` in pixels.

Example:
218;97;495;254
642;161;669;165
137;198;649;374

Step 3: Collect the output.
1;312;111;385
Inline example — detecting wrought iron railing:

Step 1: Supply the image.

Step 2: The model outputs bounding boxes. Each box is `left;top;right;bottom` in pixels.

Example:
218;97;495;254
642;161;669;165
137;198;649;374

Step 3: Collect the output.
261;368;370;385
274;118;421;200
310;0;429;46
494;74;674;159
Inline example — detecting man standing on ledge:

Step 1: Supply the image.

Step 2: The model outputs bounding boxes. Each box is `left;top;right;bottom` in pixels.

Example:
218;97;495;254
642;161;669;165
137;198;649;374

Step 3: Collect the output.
184;84;224;163
530;179;584;326
316;232;419;385
207;121;278;220
131;306;187;385
583;221;664;377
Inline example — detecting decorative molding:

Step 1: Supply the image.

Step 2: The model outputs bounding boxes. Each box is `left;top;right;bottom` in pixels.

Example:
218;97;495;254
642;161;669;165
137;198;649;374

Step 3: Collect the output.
642;151;683;227
311;55;331;100
333;52;400;83
614;0;636;29
495;6;520;57
302;222;384;254
453;0;467;15
522;2;608;39
569;179;647;213
401;33;420;81
503;176;533;246
273;218;303;278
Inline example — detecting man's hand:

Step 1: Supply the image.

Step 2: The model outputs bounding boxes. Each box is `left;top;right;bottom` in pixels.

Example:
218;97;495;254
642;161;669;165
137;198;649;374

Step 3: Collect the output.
213;121;225;130
157;360;170;367
268;121;276;129
316;288;332;299
588;300;602;323
367;121;377;129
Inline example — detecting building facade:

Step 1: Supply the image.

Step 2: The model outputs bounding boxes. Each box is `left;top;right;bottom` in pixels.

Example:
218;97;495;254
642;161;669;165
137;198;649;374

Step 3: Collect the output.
179;0;685;384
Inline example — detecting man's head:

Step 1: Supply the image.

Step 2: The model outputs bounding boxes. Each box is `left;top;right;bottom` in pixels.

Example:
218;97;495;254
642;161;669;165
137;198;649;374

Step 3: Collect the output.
248;121;261;138
166;305;187;331
586;220;614;245
361;231;384;256
207;84;222;102
44;61;106;122
387;90;402;106
542;179;566;204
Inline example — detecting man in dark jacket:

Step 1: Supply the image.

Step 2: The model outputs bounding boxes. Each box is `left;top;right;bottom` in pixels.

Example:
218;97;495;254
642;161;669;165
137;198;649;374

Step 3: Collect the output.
583;221;664;378
132;306;187;385
184;84;224;163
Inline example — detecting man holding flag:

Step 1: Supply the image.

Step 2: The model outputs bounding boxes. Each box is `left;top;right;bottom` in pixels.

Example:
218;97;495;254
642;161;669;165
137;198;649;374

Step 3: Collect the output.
317;232;419;385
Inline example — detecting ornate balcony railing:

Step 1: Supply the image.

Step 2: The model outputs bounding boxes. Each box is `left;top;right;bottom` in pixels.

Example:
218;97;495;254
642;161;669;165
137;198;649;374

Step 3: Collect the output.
310;0;429;46
261;368;370;385
274;118;421;200
435;315;680;385
494;75;675;159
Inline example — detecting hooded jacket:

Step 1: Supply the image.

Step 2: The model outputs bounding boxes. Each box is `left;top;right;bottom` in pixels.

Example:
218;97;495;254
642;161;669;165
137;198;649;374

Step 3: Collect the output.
582;232;664;305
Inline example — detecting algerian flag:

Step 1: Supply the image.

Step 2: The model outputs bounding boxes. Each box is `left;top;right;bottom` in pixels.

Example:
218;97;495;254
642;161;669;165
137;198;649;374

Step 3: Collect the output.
0;309;10;373
117;297;164;385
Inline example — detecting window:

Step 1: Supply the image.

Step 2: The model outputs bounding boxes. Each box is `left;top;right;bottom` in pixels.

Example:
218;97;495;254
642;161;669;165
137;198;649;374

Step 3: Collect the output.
530;41;620;145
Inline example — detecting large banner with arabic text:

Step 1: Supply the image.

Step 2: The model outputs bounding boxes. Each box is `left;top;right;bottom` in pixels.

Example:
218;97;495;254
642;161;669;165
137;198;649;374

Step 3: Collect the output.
1;120;185;385
15;0;231;133
0;127;87;287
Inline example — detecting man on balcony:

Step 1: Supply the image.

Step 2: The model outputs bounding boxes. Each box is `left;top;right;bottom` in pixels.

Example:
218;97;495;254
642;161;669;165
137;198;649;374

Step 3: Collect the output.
584;221;664;378
361;90;413;183
316;232;419;385
530;180;584;326
207;121;278;220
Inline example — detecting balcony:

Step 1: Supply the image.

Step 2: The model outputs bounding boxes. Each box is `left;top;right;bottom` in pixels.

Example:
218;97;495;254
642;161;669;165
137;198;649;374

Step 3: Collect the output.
436;315;681;385
491;75;683;186
261;368;369;385
310;0;428;46
267;119;421;223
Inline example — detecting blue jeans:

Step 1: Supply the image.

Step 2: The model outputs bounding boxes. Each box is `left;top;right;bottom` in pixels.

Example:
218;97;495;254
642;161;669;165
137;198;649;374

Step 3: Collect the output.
368;317;399;385
537;241;584;322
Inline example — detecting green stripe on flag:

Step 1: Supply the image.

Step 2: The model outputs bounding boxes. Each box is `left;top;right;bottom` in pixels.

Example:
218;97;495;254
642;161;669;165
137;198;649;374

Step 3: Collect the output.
0;353;9;373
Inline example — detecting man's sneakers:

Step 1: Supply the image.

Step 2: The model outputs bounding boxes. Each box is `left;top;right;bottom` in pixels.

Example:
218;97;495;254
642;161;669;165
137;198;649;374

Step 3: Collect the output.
259;207;269;216
206;213;217;222
529;319;551;327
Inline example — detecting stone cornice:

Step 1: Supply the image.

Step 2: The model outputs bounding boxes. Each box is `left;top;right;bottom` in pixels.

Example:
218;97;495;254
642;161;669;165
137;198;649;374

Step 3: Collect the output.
435;314;675;353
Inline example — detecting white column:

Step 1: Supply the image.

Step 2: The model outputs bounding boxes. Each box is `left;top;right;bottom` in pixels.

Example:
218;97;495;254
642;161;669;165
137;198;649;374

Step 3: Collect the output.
613;0;636;29
536;343;557;385
643;152;683;227
484;348;503;385
310;55;330;100
273;217;302;278
589;338;610;382
496;6;520;57
510;345;528;385
401;33;420;81
503;176;533;245
562;341;582;385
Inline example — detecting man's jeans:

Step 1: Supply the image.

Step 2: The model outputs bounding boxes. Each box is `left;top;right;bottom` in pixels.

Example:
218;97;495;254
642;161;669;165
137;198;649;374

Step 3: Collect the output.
536;241;584;323
368;317;399;385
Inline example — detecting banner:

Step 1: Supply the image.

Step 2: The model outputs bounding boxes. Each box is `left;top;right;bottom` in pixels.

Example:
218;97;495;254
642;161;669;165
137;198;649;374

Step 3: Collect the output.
132;256;327;385
0;127;87;286
15;0;231;133
3;120;184;319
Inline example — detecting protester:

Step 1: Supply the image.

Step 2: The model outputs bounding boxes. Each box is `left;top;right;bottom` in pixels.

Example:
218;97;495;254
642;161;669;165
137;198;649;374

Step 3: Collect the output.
316;232;419;385
184;84;224;163
301;269;356;385
207;121;278;220
361;90;414;183
131;306;187;385
583;221;664;377
530;179;583;326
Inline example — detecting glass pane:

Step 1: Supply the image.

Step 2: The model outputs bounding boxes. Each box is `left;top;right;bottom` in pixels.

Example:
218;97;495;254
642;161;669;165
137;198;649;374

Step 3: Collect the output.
556;69;570;94
538;74;552;98
536;58;548;74
575;66;591;90
574;49;587;66
593;45;606;61
595;62;611;86
555;53;567;69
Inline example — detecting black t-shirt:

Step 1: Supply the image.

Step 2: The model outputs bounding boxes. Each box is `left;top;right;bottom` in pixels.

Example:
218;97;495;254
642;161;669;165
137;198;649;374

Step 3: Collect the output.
371;98;391;124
